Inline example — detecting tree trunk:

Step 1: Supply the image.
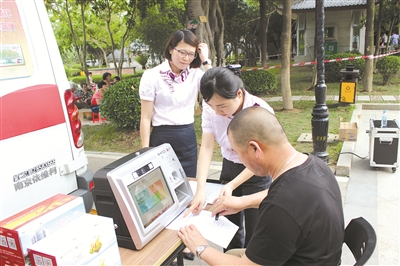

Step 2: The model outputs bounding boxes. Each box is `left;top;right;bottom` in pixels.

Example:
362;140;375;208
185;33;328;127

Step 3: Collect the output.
374;0;384;56
80;2;90;85
281;0;293;110
209;0;225;66
260;0;268;67
363;0;375;92
187;0;225;66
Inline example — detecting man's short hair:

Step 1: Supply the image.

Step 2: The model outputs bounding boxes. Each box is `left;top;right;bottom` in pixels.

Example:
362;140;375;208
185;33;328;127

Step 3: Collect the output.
228;107;286;149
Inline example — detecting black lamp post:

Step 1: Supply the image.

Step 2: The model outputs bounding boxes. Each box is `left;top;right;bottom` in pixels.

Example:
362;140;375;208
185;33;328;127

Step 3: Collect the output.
311;0;329;162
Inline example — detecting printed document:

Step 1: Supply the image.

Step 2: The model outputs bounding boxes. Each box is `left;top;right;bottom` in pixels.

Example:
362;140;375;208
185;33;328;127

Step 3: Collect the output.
167;210;238;248
189;181;224;204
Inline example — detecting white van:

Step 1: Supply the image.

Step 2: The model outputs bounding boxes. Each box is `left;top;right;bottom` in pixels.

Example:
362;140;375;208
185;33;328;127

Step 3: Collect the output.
0;0;93;220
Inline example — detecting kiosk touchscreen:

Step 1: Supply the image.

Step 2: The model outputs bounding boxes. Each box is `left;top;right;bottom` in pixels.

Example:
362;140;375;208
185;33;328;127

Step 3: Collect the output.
92;144;193;250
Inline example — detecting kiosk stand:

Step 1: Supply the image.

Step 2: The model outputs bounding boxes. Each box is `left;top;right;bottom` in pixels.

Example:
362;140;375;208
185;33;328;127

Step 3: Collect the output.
91;148;152;250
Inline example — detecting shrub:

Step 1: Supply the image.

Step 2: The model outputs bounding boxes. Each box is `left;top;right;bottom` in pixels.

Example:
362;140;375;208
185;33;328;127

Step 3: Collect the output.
241;70;278;95
324;52;365;82
64;67;81;78
376;56;400;85
100;77;142;128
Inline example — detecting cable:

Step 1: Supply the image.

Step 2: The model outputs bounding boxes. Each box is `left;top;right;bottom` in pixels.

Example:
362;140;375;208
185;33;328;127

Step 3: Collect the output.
326;152;369;164
337;152;369;160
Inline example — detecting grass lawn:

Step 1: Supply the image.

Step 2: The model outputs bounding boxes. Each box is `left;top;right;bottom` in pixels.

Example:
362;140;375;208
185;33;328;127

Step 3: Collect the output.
82;61;399;165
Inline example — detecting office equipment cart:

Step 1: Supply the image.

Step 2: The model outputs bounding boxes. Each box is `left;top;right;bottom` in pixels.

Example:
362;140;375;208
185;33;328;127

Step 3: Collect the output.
368;119;399;172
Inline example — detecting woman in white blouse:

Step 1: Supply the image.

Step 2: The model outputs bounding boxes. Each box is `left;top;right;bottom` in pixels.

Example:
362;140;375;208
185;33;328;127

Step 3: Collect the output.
139;29;211;177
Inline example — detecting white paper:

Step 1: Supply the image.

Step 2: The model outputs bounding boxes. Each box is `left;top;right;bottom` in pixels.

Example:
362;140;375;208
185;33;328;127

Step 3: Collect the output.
189;181;225;204
167;210;238;249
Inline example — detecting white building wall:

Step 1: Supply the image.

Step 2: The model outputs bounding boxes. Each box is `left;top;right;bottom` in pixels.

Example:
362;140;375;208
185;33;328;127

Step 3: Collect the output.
294;9;366;63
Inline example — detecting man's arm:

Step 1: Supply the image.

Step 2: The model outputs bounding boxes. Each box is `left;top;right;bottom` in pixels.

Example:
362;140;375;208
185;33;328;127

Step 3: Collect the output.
178;225;260;266
211;189;268;217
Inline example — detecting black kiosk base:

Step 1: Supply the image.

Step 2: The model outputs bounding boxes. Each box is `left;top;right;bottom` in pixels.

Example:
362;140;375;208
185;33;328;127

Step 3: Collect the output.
92;147;152;250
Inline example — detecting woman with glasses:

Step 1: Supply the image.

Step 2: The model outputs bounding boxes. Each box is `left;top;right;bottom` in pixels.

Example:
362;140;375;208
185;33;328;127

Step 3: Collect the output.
140;29;211;177
184;67;274;252
139;29;211;261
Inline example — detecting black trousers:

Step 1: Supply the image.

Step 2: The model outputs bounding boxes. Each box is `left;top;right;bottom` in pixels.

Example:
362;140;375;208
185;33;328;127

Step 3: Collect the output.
220;158;272;251
150;124;197;178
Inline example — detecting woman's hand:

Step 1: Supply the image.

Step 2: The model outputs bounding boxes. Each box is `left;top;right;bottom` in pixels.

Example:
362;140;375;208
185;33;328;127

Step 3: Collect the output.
219;183;234;198
197;43;209;62
184;190;206;217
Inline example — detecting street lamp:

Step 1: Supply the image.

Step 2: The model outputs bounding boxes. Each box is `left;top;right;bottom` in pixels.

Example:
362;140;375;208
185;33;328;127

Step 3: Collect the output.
312;0;329;162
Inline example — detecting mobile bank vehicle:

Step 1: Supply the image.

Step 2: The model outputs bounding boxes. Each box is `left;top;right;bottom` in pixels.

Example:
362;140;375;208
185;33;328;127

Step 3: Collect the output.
0;0;93;220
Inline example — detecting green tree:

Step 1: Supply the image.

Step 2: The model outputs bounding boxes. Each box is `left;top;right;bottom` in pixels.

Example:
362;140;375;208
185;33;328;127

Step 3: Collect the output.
135;2;185;64
46;0;99;84
91;0;138;77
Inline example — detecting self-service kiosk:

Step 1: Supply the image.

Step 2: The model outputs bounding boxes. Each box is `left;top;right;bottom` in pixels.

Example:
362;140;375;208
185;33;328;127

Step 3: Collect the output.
92;144;193;250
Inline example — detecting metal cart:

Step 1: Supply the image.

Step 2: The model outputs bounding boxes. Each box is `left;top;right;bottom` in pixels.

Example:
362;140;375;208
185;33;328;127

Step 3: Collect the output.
368;119;399;172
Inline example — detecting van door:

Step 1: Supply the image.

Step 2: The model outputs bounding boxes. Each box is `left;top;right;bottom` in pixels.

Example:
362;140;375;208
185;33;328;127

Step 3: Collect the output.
0;0;91;219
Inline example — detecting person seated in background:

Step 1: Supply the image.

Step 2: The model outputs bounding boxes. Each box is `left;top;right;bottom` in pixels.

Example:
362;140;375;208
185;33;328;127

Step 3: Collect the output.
102;72;112;87
88;71;96;90
69;81;82;103
112;76;121;85
76;82;92;109
178;106;344;266
91;81;107;122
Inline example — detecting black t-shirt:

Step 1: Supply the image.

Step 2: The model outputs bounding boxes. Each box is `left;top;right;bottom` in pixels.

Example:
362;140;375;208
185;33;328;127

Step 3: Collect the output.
246;155;344;265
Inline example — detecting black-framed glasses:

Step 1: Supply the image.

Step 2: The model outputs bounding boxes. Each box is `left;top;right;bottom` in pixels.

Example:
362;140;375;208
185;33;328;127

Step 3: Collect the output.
173;48;197;59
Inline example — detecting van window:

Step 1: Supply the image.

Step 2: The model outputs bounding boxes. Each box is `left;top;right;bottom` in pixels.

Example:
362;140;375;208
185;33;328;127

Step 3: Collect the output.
0;0;33;80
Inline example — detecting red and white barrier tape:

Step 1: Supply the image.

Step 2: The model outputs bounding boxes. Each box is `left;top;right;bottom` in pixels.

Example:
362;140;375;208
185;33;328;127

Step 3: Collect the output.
241;49;400;72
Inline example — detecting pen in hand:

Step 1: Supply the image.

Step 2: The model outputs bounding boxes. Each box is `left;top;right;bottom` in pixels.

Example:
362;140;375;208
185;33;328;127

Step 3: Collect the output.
215;213;219;221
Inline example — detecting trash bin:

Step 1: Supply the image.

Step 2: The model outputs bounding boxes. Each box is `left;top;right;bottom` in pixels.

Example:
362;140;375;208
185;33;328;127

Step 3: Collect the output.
339;64;359;104
369;119;400;172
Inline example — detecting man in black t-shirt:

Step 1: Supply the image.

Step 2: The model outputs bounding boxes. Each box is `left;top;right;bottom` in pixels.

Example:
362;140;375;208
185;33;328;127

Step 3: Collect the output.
178;107;344;265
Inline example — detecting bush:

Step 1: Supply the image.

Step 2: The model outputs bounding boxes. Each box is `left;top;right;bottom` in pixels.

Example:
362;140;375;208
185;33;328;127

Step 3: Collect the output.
241;70;278;95
376;56;400;85
101;77;142;128
64;66;81;78
324;52;365;82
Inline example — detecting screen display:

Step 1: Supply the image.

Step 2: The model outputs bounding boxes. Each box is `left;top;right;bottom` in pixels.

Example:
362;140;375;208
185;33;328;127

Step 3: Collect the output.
128;167;174;228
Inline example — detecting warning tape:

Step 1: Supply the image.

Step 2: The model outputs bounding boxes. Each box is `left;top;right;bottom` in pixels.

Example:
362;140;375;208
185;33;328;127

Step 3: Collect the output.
241;49;400;72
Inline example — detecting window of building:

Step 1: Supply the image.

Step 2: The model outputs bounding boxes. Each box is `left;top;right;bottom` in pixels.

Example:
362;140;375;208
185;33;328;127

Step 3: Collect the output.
325;26;335;39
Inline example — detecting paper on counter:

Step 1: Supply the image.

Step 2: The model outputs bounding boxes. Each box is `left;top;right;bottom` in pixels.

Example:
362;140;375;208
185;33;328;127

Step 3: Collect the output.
167;210;238;249
189;181;225;204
